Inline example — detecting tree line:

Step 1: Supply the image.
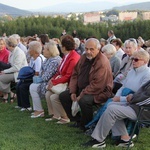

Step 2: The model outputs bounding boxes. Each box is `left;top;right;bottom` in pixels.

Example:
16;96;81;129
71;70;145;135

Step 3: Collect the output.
0;16;149;42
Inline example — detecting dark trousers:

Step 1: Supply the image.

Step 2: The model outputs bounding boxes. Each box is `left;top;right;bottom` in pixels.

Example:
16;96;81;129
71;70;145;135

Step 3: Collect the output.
16;81;32;108
113;82;122;94
59;90;95;128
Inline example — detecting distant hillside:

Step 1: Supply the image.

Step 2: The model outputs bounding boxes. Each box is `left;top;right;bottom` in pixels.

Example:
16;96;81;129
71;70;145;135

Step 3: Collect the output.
0;1;150;17
35;1;117;13
114;2;150;11
0;3;31;17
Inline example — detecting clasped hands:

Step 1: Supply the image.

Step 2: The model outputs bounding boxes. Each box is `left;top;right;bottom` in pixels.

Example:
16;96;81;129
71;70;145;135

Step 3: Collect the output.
112;94;133;102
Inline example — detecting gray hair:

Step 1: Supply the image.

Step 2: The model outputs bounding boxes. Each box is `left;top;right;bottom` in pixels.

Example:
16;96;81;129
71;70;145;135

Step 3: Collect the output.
74;38;80;48
124;38;137;49
44;40;60;57
10;34;20;40
5;36;18;47
101;44;116;56
86;38;101;50
28;41;42;54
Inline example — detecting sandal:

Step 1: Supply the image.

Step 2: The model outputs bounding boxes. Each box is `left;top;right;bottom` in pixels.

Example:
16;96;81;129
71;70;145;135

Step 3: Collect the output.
45;116;61;121
2;98;8;103
10;93;16;103
57;118;70;124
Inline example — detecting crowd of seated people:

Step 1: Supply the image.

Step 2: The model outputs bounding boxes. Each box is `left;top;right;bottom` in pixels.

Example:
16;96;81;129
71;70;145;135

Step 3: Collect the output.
0;31;150;149
83;49;150;148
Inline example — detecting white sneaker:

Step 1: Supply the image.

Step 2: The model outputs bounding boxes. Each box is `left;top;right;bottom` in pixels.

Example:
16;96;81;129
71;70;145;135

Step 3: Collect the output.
132;134;137;139
20;107;32;111
15;106;21;109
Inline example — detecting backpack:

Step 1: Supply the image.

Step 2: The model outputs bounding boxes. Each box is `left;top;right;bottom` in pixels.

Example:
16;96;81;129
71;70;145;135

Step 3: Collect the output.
17;66;35;80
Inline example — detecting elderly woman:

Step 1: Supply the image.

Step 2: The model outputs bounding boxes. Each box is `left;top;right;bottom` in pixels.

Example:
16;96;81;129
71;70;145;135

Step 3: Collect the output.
101;44;121;77
45;35;80;123
84;50;150;148
16;41;45;111
74;38;84;55
0;38;10;64
30;41;62;118
113;38;138;94
0;36;28;102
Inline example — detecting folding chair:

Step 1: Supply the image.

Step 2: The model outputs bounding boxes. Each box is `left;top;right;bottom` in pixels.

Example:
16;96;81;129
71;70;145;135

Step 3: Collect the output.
127;105;150;150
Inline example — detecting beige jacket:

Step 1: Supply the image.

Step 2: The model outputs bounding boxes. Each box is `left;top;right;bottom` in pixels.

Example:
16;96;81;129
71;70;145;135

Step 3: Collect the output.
3;46;28;82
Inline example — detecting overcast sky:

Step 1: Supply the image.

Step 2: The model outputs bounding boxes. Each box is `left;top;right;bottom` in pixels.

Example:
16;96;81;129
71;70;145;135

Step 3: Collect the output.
0;0;149;10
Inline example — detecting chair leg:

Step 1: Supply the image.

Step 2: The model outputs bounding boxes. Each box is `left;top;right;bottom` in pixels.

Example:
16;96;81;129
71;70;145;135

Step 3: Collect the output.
126;121;139;150
7;93;11;103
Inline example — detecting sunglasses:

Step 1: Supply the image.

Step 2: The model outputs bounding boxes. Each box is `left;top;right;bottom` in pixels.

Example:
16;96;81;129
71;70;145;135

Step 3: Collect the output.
131;57;143;62
128;38;137;44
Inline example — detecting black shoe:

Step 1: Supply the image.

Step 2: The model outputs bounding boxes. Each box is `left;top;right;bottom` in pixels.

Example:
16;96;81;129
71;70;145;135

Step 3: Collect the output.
68;122;80;128
116;139;134;148
82;139;106;148
84;128;93;136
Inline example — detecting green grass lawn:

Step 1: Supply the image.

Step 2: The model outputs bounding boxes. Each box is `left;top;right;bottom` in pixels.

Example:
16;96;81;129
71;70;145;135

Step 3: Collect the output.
0;100;149;150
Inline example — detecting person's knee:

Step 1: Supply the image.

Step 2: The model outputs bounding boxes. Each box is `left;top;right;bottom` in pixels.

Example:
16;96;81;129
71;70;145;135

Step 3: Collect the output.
45;91;51;101
78;95;93;106
29;84;34;92
78;97;86;106
107;105;116;113
50;94;58;103
59;90;70;103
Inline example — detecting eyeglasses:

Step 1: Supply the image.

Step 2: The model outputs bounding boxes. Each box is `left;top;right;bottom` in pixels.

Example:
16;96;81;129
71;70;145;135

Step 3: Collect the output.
131;57;143;62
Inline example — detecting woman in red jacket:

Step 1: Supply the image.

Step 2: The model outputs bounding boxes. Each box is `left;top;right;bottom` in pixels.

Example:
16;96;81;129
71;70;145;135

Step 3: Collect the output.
45;35;80;123
0;38;10;64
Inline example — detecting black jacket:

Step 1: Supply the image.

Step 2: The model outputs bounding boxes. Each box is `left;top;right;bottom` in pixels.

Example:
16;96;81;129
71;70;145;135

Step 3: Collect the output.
129;80;150;120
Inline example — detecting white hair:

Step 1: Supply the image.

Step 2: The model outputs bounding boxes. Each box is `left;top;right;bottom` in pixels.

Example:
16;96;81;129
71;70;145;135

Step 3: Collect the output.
10;34;20;40
74;38;80;48
86;38;101;50
101;44;116;56
28;41;42;54
124;38;137;49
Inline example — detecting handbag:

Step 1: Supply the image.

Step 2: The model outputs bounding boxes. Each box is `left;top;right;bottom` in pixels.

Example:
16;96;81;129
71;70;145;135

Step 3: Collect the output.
51;83;68;94
33;76;43;84
71;101;80;116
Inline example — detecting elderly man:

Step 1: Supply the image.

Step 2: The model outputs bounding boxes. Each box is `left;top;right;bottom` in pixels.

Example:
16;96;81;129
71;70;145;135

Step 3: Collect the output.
59;38;113;130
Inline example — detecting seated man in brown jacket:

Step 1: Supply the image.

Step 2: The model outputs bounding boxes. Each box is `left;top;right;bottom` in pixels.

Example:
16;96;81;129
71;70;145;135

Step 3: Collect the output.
59;38;113;130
